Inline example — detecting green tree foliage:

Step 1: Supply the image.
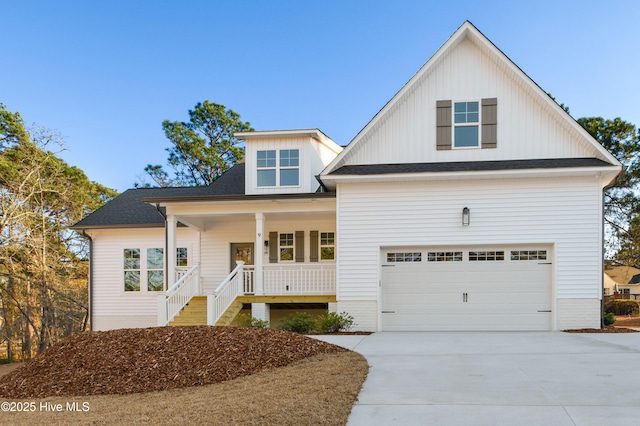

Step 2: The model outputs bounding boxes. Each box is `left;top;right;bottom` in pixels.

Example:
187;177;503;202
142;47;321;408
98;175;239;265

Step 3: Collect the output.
0;104;116;360
141;101;253;187
577;117;640;263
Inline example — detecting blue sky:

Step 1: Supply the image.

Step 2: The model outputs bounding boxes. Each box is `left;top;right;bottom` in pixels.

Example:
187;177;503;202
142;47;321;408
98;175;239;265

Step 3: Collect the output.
3;1;639;192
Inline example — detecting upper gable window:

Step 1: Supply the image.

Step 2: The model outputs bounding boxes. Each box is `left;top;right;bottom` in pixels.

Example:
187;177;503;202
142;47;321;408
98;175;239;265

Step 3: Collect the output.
453;101;479;148
257;149;299;187
436;98;497;151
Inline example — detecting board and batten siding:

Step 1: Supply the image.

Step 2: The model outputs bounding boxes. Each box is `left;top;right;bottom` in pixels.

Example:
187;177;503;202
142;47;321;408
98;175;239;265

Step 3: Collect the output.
336;176;603;305
89;227;199;330
244;136;337;195
334;38;605;170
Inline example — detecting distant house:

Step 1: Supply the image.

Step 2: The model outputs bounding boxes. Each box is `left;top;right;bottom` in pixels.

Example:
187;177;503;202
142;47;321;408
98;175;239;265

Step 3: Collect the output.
72;21;622;332
604;263;640;300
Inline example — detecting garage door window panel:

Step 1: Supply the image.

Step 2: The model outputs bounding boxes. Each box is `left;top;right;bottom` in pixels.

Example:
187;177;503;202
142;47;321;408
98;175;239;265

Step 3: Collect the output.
387;252;422;262
427;252;463;262
469;251;505;261
511;250;547;261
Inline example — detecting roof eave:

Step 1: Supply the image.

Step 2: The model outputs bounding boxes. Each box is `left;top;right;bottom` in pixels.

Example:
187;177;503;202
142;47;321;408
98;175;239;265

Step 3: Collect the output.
142;191;337;205
320;165;622;190
69;223;165;231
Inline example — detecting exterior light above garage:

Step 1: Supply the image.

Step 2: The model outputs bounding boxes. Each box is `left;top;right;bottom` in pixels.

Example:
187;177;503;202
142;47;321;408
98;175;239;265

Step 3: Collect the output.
462;207;470;226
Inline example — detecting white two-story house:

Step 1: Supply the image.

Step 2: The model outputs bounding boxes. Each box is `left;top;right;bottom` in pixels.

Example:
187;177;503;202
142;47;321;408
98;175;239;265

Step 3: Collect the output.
73;22;622;332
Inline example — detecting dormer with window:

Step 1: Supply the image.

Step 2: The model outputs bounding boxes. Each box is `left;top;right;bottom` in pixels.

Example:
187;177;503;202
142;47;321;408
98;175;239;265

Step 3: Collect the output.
237;129;343;195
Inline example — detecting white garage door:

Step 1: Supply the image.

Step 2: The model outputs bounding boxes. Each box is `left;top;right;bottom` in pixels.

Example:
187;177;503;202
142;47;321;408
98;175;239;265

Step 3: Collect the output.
381;246;552;331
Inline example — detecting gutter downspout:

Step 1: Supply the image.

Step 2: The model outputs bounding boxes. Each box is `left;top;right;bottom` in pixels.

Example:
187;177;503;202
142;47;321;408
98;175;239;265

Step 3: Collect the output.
155;204;168;290
81;230;93;332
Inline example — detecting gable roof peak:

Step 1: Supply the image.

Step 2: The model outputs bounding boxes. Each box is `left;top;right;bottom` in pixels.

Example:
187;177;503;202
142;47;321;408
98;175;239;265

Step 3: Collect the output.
320;21;621;177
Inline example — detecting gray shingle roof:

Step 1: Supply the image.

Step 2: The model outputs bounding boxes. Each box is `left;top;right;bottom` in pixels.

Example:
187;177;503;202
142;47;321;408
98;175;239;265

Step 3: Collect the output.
72;163;246;229
329;158;615;175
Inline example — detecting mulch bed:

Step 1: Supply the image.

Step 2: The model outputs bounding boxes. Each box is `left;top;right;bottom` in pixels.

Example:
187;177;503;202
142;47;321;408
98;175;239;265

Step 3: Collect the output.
564;325;639;333
0;326;346;398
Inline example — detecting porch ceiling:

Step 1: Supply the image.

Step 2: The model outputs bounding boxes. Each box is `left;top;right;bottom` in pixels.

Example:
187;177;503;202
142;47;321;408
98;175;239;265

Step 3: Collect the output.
176;211;336;232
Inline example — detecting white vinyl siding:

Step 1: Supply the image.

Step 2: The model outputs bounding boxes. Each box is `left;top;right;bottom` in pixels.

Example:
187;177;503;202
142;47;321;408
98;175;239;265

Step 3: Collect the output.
336;176;602;309
88;228;199;328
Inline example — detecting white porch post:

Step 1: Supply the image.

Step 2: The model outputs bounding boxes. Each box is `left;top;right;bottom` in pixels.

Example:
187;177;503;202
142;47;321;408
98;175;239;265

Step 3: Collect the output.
255;213;264;295
167;214;177;288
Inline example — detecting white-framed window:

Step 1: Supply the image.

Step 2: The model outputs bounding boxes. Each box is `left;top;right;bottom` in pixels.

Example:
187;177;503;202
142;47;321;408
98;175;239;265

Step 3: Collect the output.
280;149;299;186
453;101;479;148
124;247;189;292
320;232;335;260
257;149;299;187
257;150;277;187
176;247;188;267
124;248;141;291
280;233;294;261
147;248;164;291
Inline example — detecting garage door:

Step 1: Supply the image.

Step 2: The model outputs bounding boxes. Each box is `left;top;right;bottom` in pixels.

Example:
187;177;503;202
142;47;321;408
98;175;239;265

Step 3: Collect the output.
381;246;552;331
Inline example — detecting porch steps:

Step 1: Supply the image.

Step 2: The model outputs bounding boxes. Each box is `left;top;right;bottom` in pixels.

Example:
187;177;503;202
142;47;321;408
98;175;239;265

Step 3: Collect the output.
169;296;207;326
215;299;245;326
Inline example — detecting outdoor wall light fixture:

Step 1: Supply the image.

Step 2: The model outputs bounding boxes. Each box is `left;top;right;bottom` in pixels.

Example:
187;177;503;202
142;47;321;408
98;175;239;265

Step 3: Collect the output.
462;207;470;226
264;241;269;247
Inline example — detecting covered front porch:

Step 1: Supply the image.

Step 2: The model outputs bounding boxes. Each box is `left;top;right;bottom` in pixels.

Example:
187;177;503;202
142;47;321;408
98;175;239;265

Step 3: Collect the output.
154;195;337;326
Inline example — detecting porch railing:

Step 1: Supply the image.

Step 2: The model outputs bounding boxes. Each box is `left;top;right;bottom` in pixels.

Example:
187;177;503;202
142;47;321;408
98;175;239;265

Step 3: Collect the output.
157;264;199;326
175;266;190;283
207;262;254;325
263;264;335;295
207;263;335;325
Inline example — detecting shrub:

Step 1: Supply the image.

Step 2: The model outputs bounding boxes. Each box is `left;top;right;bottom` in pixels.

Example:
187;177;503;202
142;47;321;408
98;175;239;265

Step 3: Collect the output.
604;299;640;316
316;311;355;333
278;312;316;334
603;312;616;326
232;313;269;328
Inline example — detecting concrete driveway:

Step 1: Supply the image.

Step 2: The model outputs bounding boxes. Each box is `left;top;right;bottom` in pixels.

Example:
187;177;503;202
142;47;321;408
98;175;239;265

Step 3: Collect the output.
315;332;640;426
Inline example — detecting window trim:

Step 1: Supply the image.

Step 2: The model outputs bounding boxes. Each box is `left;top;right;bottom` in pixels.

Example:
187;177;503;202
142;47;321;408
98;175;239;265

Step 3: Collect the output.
147;247;164;292
452;100;481;149
279;232;295;262
256;149;301;188
279;149;300;187
124;248;141;292
257;150;277;187
123;246;189;293
320;231;335;261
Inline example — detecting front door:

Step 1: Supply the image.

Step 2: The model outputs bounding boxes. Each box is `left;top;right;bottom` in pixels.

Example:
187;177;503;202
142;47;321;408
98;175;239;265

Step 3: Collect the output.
230;243;254;271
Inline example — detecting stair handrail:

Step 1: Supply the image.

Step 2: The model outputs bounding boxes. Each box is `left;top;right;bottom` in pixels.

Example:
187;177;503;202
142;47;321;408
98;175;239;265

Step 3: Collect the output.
207;261;245;325
158;264;199;326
